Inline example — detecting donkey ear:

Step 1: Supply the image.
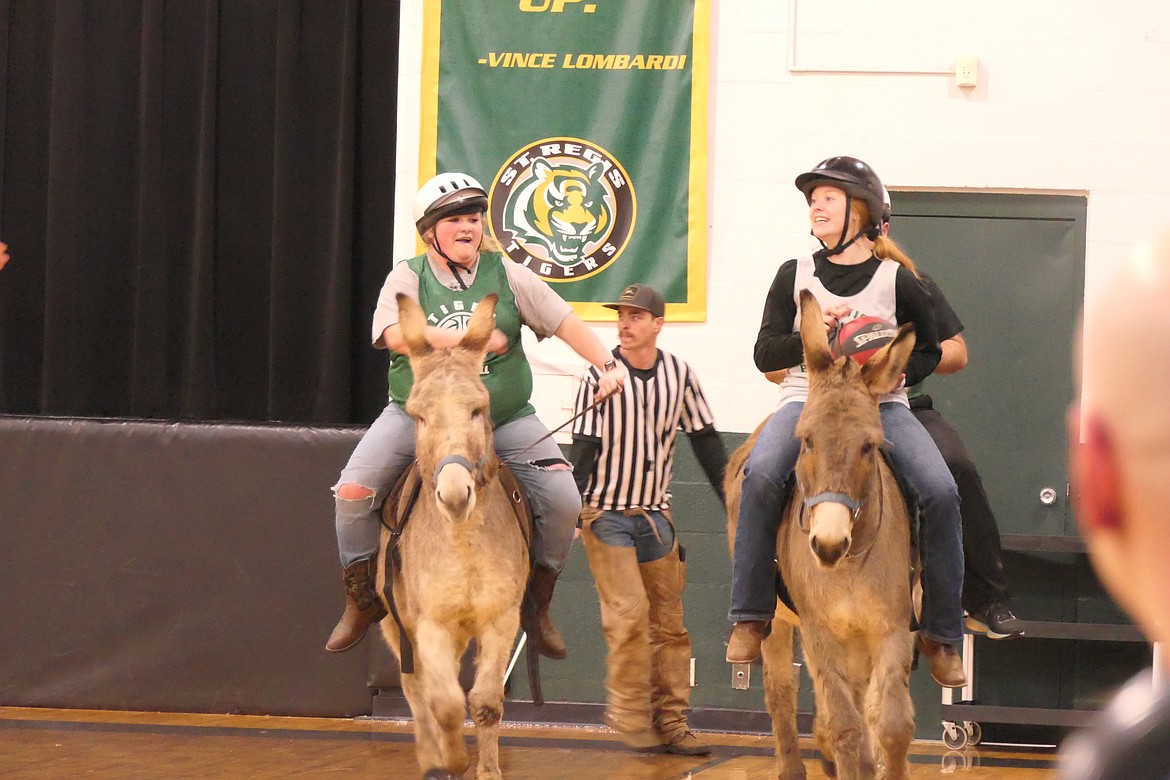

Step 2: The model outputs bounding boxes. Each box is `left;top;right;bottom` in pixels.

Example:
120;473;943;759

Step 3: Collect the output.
798;289;834;373
461;293;498;354
396;294;433;357
860;324;916;396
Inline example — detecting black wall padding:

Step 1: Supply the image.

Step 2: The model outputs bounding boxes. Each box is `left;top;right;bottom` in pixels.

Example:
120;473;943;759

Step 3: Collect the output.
0;416;377;717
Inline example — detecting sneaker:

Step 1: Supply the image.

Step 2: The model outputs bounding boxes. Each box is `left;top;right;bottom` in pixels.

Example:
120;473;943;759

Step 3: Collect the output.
662;729;711;756
726;620;768;663
966;602;1024;640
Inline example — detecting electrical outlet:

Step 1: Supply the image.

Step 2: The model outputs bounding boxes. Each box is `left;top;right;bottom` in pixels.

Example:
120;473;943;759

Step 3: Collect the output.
955;56;979;88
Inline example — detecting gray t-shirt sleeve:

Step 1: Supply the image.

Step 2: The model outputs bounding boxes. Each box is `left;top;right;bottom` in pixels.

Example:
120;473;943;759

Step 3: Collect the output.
502;261;573;339
370;262;420;348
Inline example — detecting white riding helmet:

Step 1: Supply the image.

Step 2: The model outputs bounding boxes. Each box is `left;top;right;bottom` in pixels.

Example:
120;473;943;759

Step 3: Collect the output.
412;172;488;236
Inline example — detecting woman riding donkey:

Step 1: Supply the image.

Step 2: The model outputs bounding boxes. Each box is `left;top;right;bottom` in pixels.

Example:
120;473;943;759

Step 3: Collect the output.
326;172;628;658
726;156;967;688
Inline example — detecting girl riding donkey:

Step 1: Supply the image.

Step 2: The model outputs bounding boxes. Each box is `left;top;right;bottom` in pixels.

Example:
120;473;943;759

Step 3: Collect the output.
326;172;627;660
726;156;967;688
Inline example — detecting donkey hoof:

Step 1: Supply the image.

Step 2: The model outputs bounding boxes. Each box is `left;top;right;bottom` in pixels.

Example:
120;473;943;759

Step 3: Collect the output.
423;770;461;780
819;756;838;778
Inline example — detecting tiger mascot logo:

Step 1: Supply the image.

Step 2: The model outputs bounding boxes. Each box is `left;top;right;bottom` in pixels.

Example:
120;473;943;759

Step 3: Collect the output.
489;138;636;281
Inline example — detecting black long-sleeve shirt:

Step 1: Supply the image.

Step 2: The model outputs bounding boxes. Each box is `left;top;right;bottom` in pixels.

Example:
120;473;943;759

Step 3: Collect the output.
753;251;942;387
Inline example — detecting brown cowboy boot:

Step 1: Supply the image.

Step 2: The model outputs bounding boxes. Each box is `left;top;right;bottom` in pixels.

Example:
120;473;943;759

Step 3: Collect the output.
642;541;710;756
325;557;387;653
917;634;967;688
726;620;768;663
582;524;661;751
523;564;568;660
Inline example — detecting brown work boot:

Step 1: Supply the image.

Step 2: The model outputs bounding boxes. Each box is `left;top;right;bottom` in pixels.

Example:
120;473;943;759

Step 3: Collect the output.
726;620;768;663
325;557;387;653
916;634;967;688
523;564;568;659
603;712;663;752
662;729;711;756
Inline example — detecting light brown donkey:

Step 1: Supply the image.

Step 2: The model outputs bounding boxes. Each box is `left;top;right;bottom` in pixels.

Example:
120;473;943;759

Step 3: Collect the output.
376;293;529;780
726;290;918;780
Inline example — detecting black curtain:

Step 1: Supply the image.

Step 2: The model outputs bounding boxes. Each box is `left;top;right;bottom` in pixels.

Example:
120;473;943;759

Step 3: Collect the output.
0;0;398;424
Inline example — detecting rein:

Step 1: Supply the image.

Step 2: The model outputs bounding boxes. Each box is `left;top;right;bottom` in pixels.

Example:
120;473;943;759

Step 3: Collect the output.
499;393;608;466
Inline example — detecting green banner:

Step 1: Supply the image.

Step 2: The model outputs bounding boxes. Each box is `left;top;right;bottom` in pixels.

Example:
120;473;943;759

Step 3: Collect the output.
420;0;709;320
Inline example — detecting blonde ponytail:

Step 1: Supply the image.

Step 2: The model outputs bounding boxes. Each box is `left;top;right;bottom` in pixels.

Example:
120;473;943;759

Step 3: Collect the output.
851;197;920;278
873;235;920;279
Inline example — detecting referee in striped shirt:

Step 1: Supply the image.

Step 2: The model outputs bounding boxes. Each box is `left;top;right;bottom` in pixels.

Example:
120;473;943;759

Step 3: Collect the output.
570;283;728;756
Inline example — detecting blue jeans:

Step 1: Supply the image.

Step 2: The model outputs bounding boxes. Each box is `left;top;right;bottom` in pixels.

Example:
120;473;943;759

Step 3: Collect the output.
728;401;964;646
334;402;581;572
587;508;676;563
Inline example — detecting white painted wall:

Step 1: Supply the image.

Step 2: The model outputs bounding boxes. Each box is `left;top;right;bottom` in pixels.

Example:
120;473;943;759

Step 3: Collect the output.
395;0;1170;436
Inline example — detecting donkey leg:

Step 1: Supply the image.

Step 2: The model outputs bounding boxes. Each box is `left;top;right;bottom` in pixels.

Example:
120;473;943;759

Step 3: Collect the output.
843;649;879;777
761;618;806;780
468;613;520;780
380;619;444;771
414;620;471;778
864;632;915;780
802;632;873;780
400;669;444;777
812;714;837;779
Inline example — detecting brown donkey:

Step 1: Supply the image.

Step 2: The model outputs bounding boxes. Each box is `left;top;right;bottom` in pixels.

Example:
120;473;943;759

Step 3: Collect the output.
726;290;918;780
376;293;529;780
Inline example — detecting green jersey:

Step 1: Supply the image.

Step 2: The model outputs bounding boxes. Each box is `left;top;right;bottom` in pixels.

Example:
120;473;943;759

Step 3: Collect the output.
387;252;534;428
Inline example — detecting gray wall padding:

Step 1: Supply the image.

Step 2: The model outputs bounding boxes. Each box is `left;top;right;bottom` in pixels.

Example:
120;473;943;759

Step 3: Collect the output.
0;417;375;716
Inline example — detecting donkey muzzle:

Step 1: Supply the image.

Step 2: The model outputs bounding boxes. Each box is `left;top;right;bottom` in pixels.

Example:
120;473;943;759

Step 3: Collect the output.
807;502;853;568
433;455;480;521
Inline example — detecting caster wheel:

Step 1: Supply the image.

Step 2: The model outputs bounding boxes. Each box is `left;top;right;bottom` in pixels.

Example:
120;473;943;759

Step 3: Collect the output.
942;723;969;750
965;721;982;746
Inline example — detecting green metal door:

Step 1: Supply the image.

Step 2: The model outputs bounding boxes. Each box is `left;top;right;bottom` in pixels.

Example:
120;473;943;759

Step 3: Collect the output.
892;193;1086;537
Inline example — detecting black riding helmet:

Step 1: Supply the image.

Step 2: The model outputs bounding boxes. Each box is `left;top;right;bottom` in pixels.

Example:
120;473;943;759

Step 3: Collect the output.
795;156;886;255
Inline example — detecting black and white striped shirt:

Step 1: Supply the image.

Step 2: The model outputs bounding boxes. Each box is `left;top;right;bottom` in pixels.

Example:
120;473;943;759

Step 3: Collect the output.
572;349;717;511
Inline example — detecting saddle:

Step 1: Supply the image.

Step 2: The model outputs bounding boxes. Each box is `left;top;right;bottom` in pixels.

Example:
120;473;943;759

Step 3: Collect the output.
378;459;534;674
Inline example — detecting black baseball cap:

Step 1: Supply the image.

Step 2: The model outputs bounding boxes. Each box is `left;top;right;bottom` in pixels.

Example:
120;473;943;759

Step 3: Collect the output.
603;283;665;318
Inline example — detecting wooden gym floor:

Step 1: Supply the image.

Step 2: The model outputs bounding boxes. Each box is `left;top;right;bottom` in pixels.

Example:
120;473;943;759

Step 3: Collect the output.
0;706;1058;779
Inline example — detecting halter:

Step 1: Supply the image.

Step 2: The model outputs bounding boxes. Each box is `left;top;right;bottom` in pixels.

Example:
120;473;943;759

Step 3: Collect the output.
432;453;488;487
796;450;887;563
798;488;863;533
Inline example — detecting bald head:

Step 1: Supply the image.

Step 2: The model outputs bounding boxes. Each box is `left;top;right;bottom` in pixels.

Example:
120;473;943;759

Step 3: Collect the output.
1080;232;1170;448
1073;231;1170;657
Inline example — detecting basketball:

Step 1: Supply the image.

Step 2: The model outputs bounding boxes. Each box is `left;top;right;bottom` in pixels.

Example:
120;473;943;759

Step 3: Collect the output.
831;316;897;365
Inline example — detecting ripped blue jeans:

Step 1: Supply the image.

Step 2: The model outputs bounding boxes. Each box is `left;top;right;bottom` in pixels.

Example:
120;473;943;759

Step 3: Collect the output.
333;402;581;571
